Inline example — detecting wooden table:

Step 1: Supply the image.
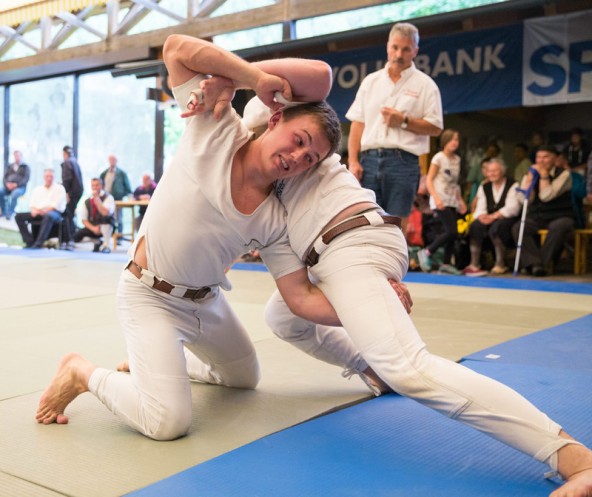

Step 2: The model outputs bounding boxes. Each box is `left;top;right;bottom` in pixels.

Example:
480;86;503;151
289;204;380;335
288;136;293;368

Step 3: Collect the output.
113;199;150;250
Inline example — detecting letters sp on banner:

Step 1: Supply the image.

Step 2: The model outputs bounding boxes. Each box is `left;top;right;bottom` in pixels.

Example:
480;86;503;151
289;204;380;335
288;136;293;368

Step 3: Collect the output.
523;10;592;106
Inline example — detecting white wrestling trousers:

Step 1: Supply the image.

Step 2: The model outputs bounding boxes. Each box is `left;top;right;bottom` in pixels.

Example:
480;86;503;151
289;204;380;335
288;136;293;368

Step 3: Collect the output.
88;269;260;440
266;225;569;470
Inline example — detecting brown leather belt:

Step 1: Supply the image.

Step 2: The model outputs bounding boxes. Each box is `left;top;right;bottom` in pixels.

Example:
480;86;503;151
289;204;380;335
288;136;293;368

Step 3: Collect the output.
126;261;211;301
305;213;401;267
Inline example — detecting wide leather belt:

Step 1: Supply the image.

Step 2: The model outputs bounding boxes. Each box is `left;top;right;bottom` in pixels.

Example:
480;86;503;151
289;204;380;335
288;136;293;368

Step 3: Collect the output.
126;261;211;301
305;211;402;267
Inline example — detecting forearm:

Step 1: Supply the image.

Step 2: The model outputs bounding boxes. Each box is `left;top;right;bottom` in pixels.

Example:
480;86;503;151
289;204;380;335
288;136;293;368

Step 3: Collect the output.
164;34;261;89
405;117;442;137
348;122;364;163
253;58;332;101
275;269;341;326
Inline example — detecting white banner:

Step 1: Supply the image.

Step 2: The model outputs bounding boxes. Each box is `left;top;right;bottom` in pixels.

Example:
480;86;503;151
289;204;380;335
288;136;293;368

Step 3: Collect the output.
523;10;592;106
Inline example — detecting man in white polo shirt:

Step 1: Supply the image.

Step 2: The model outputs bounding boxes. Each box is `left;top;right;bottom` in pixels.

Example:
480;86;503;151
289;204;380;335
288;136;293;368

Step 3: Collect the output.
347;22;443;233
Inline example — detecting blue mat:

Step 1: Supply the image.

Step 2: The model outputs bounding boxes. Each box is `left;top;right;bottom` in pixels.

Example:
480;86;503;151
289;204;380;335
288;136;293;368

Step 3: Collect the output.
464;314;592;372
1;246;590;293
127;361;591;497
127;313;592;497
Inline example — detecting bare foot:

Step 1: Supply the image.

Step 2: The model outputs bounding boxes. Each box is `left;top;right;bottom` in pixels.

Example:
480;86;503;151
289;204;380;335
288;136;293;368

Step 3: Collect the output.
116;359;130;372
36;352;94;425
550;468;592;497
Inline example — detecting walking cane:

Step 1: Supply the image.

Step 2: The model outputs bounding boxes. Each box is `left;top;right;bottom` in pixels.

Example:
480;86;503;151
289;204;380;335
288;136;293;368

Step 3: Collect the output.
513;167;540;276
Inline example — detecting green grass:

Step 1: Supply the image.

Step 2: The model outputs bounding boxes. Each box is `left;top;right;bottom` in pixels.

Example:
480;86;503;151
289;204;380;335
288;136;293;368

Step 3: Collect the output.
0;228;24;247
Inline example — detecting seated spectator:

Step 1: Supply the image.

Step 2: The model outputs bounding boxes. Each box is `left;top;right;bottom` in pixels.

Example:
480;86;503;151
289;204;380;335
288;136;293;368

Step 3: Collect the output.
15;168;66;249
587;150;592;202
132;172;157;231
464;158;521;276
512;143;531;183
566;127;590;173
512;146;574;277
0;150;31;220
73;178;115;253
556;149;586;228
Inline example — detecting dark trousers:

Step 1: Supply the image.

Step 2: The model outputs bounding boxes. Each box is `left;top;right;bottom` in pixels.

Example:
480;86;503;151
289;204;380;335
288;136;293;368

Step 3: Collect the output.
469;217;517;248
426;207;458;264
512;215;574;269
63;193;82;242
15;211;63;247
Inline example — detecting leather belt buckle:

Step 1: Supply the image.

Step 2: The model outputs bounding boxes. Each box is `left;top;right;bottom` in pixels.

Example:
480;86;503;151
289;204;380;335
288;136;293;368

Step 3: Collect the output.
184;287;211;301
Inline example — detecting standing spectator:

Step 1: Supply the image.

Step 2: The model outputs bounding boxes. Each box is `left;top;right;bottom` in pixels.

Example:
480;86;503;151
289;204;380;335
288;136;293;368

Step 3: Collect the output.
418;129;467;274
15;168;66;249
132;172;157;231
0;150;30;220
465;141;500;205
73;177;115;253
464;158;521;276
346;22;443;234
565;127;590;173
528;131;545;164
557;149;586;229
512;143;531;183
60;146;84;250
512;146;574;277
100;154;132;235
587;150;592;202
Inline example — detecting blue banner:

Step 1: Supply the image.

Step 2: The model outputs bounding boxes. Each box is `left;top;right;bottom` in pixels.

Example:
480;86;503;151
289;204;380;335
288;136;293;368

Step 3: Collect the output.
319;23;523;120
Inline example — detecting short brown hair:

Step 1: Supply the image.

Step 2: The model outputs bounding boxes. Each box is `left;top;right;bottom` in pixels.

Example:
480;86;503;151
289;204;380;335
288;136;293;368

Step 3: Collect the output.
282;101;342;161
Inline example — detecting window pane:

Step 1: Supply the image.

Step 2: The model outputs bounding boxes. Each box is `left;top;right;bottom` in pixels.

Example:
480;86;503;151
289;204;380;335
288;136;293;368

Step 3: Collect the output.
213;24;283;51
78;71;156;195
0;86;4;161
164;105;184;173
296;0;511;39
211;0;276;17
9;76;74;210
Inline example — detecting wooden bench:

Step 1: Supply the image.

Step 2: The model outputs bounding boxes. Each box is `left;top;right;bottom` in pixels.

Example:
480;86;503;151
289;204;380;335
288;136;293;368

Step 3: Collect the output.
538;228;592;275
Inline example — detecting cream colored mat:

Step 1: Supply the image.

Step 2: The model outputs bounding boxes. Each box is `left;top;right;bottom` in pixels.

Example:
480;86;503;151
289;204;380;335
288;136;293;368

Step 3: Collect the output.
0;251;590;497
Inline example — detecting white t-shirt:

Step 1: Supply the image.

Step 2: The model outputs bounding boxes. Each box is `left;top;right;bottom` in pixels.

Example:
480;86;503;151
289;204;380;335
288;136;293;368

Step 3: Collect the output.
429;151;461;210
131;76;293;289
345;63;443;156
272;155;377;261
29;183;67;212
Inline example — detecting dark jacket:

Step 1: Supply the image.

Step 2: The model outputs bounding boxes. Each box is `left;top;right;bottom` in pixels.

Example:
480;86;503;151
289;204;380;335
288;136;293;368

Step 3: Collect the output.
3;163;30;189
61;157;84;197
100;167;132;201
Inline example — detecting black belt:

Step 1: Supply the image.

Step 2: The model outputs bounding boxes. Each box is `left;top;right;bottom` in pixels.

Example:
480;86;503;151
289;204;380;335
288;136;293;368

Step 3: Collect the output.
362;148;415;157
126;261;211;301
305;214;401;267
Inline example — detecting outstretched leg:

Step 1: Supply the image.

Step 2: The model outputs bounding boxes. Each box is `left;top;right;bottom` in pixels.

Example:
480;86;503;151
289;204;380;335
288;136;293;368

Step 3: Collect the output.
36;352;96;425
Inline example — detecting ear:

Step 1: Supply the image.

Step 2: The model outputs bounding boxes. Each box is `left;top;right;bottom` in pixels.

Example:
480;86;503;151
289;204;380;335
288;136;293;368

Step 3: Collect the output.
267;111;283;130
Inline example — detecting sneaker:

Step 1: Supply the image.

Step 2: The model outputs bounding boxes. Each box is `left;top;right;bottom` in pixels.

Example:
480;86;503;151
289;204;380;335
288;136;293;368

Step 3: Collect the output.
463;265;487;277
438;263;462;275
490;265;508;275
532;265;547;277
417;249;432;272
93;242;101;253
100;245;111;254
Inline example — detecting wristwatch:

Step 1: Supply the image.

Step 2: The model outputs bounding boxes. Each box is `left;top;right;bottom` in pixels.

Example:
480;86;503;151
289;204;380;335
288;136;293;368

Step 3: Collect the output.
400;114;409;129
